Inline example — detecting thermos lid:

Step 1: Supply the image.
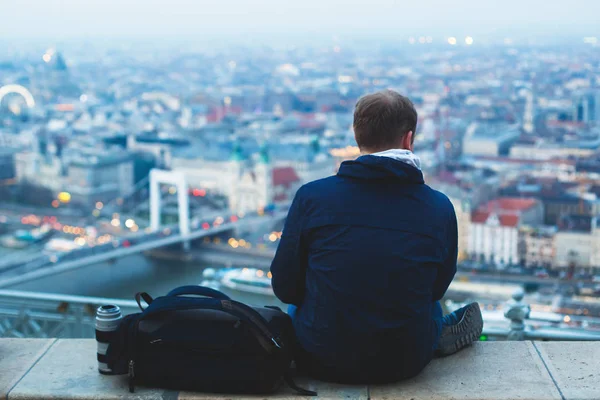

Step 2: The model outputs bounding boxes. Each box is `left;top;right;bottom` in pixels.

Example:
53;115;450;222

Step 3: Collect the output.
96;305;121;316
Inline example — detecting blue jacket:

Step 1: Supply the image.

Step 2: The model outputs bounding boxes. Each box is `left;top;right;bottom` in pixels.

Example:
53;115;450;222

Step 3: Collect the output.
270;155;457;382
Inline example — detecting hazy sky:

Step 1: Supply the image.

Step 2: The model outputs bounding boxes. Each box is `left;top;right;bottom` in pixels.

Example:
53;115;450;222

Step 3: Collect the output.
1;0;599;42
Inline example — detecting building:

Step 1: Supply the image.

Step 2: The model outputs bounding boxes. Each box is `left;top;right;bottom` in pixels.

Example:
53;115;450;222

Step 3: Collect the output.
65;148;134;207
128;133;190;169
573;91;599;123
428;178;472;262
499;178;600;226
15;149;64;193
462;122;520;157
0;148;16;182
231;145;301;214
468;198;543;266
509;136;600;160
271;136;334;184
171;146;240;198
519;225;556;269
553;215;596;271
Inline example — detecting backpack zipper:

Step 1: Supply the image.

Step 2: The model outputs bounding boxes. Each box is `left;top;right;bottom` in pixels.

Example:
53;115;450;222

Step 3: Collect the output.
128;360;135;393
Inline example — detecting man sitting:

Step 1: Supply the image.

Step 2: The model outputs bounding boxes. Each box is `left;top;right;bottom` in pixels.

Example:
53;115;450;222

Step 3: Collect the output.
270;90;483;383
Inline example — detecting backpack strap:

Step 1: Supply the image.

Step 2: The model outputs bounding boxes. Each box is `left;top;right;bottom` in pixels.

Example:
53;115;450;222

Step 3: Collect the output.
219;300;317;396
284;371;318;397
220;300;283;353
167;285;230;300
134;292;153;311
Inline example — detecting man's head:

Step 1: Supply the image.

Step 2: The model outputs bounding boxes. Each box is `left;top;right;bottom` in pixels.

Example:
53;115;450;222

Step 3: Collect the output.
353;90;418;154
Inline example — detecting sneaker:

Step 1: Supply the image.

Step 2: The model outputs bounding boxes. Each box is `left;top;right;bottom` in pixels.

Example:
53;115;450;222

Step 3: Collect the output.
435;302;483;357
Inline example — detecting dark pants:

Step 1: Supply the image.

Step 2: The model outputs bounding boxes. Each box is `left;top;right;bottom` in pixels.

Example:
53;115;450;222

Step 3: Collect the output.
288;301;445;383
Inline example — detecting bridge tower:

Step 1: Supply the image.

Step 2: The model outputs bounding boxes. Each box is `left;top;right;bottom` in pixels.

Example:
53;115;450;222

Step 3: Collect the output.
149;169;190;251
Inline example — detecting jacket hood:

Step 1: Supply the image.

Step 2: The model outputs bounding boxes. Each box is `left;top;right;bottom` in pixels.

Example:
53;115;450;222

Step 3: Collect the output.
337;155;424;184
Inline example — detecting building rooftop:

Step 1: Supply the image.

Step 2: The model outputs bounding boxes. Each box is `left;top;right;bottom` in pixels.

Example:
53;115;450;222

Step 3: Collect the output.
472;197;539;227
483;198;538;211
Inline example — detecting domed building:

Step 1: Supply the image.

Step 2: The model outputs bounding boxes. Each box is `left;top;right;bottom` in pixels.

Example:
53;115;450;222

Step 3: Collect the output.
41;49;80;100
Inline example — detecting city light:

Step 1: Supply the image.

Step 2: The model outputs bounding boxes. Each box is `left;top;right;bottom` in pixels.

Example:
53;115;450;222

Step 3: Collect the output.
465;36;474;45
256;270;264;277
125;219;135;228
267;271;273;279
330;146;360;158
168;187;177;195
42;49;55;63
80;94;88;102
110;218;120;227
51;200;59;208
224;96;232;106
447;37;457;45
95;202;103;210
57;192;71;203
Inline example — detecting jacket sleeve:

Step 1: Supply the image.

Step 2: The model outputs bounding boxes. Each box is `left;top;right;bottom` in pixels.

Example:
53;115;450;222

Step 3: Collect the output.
270;188;308;306
433;204;458;301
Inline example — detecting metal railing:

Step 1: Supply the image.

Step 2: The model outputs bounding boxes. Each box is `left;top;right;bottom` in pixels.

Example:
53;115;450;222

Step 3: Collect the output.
1;288;600;340
482;289;600;341
0;290;138;338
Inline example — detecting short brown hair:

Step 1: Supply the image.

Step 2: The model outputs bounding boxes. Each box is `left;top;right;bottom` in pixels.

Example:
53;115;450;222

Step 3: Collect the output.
353;90;418;152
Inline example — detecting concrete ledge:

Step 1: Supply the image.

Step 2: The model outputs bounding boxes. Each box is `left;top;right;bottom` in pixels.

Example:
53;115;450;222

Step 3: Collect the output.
1;339;599;400
0;339;55;399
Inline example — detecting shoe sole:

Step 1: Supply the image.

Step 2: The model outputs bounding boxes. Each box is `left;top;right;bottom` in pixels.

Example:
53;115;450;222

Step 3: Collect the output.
436;303;483;357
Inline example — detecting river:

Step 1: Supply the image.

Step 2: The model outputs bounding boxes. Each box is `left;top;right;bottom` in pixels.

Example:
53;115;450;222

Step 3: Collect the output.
4;251;285;309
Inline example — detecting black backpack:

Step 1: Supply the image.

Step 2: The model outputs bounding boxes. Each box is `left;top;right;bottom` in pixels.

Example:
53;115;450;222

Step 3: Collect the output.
105;285;316;396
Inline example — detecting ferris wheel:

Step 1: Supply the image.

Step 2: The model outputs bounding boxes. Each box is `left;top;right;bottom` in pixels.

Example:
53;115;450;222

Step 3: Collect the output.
0;84;36;115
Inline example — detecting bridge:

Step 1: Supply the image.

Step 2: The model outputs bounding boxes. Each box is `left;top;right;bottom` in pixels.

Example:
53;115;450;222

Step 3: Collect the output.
0;169;290;288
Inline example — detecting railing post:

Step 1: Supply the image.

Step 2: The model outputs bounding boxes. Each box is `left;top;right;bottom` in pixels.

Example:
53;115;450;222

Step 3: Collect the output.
504;288;531;341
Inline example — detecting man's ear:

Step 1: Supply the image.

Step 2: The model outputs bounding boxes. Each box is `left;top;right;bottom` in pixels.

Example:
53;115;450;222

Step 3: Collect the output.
402;131;414;151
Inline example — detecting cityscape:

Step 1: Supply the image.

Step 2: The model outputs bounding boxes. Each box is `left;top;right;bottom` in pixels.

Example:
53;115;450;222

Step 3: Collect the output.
1;25;600;340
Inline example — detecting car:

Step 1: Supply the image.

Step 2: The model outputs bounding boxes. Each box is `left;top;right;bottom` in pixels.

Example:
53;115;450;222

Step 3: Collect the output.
506;266;524;275
535;269;549;278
